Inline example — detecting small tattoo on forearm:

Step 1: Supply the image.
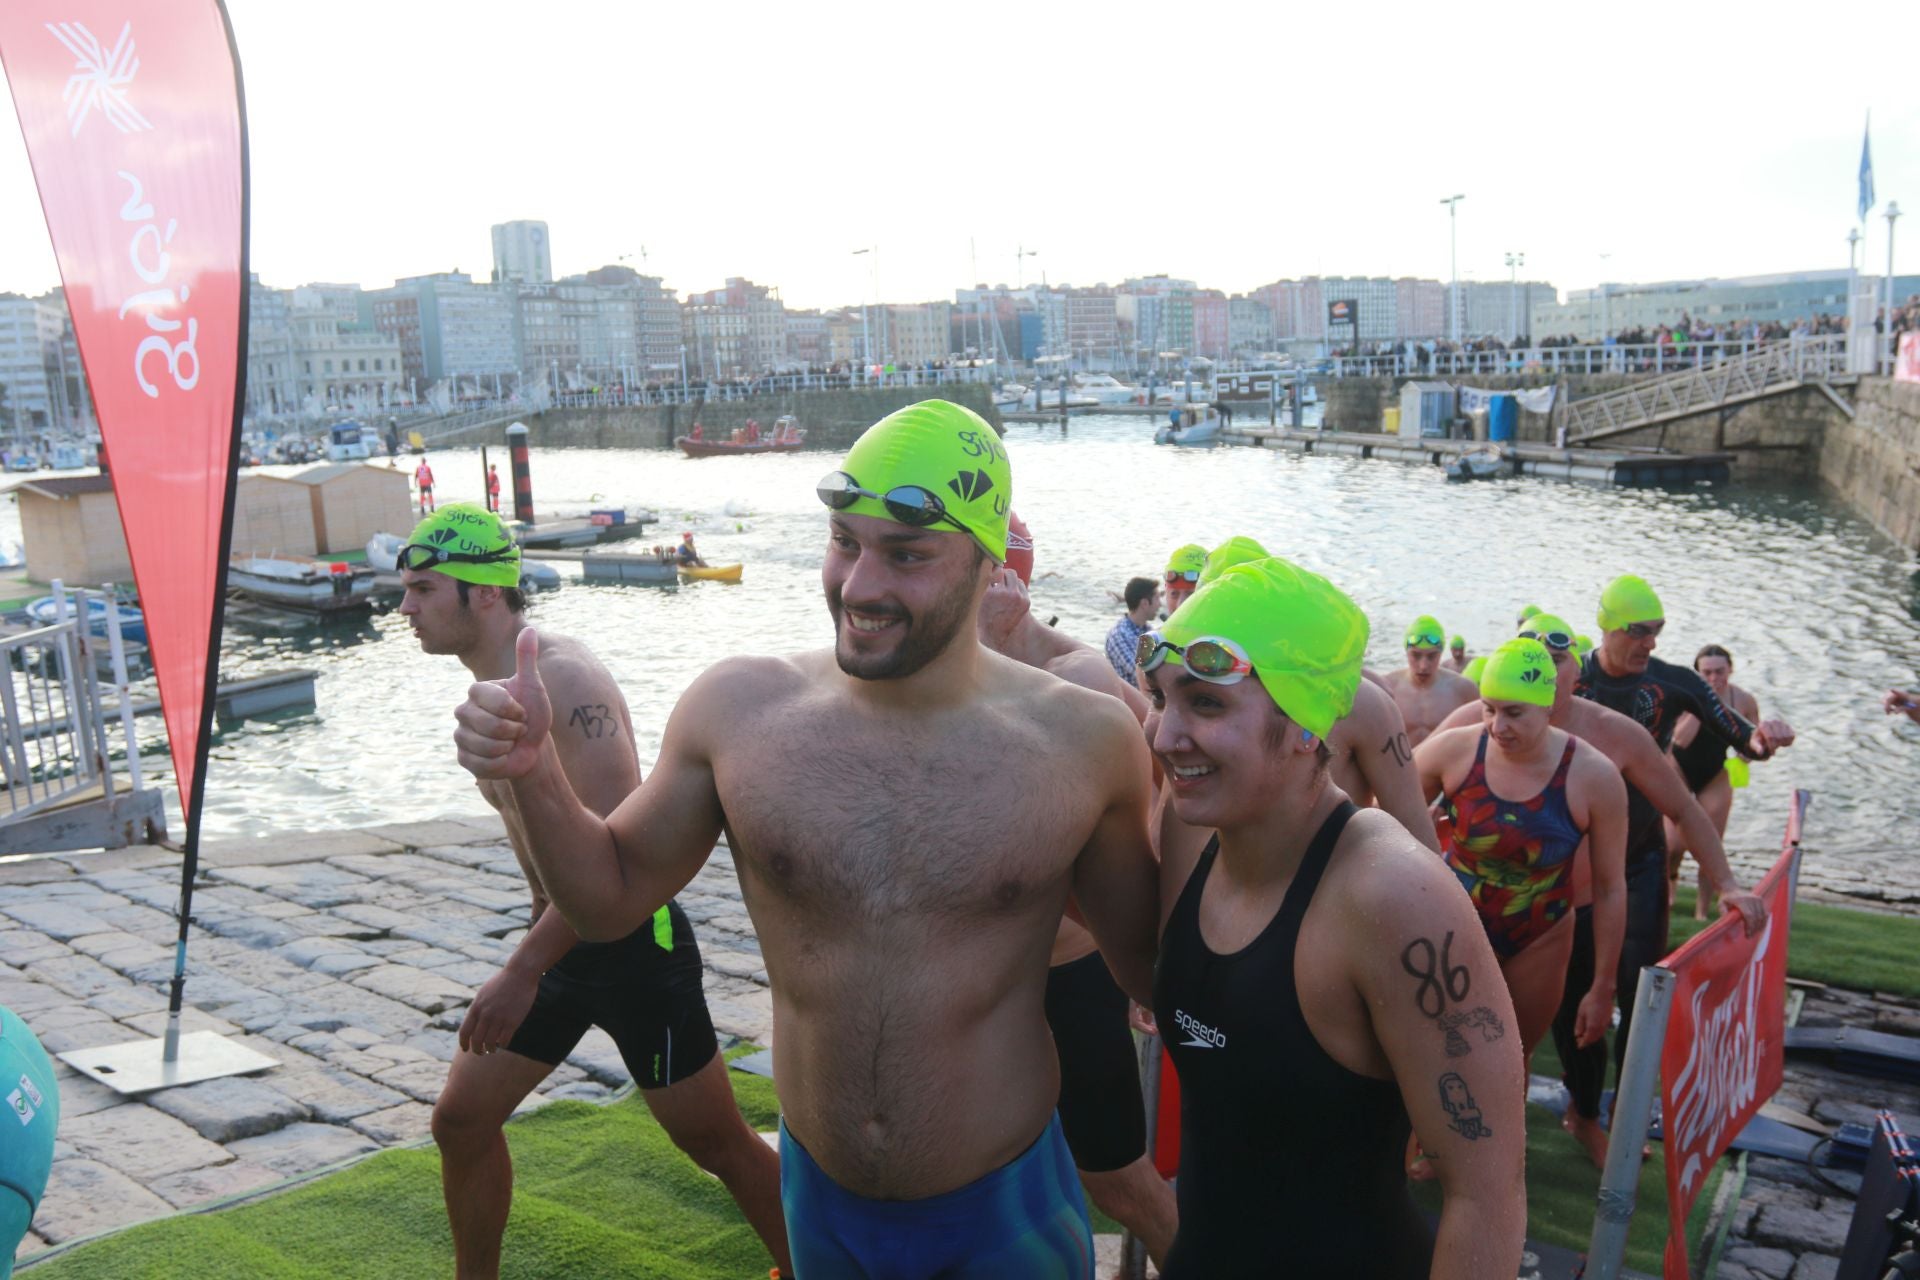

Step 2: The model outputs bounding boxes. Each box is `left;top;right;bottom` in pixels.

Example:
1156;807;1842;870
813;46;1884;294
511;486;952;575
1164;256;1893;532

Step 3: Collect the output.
568;704;620;739
1401;931;1471;1017
1437;1006;1507;1057
1438;1072;1492;1140
1379;732;1412;767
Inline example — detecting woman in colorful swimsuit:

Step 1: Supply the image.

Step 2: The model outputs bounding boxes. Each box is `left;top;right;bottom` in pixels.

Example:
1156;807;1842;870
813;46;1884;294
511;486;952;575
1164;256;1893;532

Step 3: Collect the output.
1414;636;1628;1059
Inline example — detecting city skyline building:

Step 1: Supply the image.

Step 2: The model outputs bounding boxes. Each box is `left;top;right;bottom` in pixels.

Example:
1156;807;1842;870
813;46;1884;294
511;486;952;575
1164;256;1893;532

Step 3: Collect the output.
490;220;553;286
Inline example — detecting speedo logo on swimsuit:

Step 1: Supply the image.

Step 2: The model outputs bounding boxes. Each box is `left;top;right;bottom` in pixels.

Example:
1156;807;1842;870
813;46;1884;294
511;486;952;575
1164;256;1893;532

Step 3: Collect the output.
1174;1009;1226;1049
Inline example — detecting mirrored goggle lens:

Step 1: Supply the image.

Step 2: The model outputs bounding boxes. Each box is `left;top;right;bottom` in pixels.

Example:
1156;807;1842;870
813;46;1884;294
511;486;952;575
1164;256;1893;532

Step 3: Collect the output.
1626;622;1662;639
398;543;510;571
1181;639;1249;679
1520;629;1575;651
816;471;860;510
1166;569;1199;583
1406;631;1444;648
879;487;949;528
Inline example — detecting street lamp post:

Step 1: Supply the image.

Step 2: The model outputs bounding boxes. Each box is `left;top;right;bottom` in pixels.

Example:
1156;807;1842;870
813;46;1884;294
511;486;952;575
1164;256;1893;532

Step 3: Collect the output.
1848;226;1862;272
1505;251;1525;345
1440;195;1465;344
1598;251;1613;350
852;248;874;383
1884;201;1902;373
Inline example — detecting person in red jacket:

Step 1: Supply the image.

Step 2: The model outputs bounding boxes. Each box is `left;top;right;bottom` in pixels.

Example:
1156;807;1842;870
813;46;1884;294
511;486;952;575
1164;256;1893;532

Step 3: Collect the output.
415;454;436;514
486;464;501;514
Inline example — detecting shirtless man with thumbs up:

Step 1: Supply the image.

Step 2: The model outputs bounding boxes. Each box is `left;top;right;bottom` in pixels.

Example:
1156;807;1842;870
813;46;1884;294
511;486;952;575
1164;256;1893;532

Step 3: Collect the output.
395;502;789;1280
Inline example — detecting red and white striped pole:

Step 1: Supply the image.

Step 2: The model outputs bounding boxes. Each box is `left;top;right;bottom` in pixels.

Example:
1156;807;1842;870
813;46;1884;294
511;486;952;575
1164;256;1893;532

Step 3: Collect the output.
506;422;533;523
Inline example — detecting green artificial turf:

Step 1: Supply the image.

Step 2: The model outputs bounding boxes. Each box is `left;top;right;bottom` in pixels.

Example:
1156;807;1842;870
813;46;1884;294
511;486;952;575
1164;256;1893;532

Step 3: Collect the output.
1671;884;1920;998
27;1060;787;1280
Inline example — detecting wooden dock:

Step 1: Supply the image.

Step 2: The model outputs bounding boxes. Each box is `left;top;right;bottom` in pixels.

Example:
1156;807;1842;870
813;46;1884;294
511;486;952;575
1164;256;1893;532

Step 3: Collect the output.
1218;428;1732;486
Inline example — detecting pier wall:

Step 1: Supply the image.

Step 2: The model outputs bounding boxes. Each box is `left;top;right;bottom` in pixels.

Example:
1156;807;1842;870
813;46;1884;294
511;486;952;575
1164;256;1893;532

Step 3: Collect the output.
1319;374;1835;478
425;384;1002;452
1819;377;1920;550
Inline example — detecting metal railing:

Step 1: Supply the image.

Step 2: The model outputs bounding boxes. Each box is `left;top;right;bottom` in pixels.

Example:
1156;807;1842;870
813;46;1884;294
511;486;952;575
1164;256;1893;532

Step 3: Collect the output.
1318;338;1848;380
1562;335;1849;444
1;584;135;822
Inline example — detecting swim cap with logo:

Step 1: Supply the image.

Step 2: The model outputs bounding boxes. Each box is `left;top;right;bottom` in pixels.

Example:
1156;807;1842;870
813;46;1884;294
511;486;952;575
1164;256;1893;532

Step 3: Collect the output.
1517;612;1576;649
837;399;1011;561
1596;574;1663;632
1161;556;1369;740
1404;615;1445;649
1004;510;1034;585
1166;544;1208;577
404;503;522;586
1200;535;1269;585
1478;638;1557;707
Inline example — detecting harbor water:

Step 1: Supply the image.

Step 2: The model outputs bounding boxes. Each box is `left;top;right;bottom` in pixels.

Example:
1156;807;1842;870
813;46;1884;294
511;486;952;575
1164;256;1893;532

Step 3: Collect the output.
4;414;1918;898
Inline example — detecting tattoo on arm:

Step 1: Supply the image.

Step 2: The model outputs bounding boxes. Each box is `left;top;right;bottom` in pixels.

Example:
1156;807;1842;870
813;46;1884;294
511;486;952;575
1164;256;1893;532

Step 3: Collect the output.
1379;732;1412;767
1437;1006;1507;1057
1438;1072;1492;1140
1400;931;1471;1017
567;704;620;739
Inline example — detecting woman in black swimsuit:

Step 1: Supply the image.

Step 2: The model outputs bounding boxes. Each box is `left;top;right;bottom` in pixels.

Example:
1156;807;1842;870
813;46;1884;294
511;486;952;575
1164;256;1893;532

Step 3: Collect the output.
1664;644;1761;915
1140;555;1525;1279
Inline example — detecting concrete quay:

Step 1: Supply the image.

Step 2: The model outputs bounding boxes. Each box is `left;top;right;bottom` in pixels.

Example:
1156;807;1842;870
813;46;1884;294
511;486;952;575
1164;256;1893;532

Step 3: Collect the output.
1;815;773;1268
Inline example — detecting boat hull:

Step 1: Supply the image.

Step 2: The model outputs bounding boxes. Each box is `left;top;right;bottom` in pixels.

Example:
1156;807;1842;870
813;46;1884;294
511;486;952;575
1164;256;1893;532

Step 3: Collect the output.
674;438;805;458
678;563;743;582
228;560;377;613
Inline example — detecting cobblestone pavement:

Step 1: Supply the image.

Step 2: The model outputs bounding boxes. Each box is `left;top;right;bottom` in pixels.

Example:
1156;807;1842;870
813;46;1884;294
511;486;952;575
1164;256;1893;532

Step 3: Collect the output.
1710;984;1920;1280
2;816;773;1268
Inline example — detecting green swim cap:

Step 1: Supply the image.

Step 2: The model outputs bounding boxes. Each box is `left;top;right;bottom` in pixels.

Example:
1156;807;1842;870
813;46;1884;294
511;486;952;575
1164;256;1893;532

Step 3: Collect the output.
404;503;522;586
1518;612;1575;649
1478;638;1557;707
1449;634;1466;652
1596;574;1663;632
837;399;1011;561
1404;614;1445;650
1575;634;1594;658
1518;604;1542;623
1161;556;1369;740
1166;543;1208;576
1200;535;1269;584
1462;655;1489;683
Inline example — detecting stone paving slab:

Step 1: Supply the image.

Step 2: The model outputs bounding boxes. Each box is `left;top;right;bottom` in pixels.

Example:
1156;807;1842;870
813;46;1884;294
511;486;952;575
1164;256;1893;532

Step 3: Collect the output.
6;820;773;1268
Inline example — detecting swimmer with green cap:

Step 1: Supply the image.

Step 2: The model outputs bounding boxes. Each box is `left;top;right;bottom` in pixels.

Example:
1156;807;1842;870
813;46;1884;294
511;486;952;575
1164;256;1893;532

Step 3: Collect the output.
453;397;1165;1273
1383;613;1479;747
1142;556;1526;1271
1157;538;1441;856
1412;638;1628;1070
401;506;794;1275
1164;542;1208;614
1445;633;1470;674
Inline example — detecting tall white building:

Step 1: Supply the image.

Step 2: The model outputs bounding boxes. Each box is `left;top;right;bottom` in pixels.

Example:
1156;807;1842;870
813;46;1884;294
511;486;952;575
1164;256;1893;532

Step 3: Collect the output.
490;220;553;286
0;292;86;438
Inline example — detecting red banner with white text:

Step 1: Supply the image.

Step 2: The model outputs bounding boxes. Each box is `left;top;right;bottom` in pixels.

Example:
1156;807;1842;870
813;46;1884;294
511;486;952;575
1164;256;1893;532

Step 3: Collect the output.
0;2;247;827
1657;795;1804;1278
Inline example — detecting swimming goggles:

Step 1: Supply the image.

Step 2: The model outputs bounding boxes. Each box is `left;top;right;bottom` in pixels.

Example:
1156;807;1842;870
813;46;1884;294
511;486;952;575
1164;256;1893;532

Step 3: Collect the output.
1165;569;1200;583
1404;627;1445;649
1135;632;1255;685
1518;627;1575;652
816;471;970;536
396;542;517;572
1625;621;1664;640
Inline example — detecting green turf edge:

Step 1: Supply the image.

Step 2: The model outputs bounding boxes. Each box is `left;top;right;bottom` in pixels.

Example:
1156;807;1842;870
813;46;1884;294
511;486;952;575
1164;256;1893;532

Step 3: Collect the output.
1671;884;1920;999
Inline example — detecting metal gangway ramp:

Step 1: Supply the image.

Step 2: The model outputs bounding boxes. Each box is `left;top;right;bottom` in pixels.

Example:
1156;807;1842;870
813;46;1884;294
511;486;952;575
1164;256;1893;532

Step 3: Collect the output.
1564;335;1856;445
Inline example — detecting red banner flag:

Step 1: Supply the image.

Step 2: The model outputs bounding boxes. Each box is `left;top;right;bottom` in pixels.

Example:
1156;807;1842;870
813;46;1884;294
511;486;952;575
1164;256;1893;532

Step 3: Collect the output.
0;1;248;830
1657;796;1804;1278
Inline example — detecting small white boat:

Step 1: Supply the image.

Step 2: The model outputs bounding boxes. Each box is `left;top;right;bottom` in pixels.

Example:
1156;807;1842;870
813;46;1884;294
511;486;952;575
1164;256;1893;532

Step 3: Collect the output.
228;556;377;613
993;383;1028;412
324;422;374;462
1068;373;1138;405
1155;408;1224;447
1445;446;1509;482
26;594;147;644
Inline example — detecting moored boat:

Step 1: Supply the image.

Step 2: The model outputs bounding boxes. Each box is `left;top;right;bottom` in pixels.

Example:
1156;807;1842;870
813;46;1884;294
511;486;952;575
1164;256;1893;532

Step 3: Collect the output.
25;594;147;645
228;556;377;614
1445;445;1509;482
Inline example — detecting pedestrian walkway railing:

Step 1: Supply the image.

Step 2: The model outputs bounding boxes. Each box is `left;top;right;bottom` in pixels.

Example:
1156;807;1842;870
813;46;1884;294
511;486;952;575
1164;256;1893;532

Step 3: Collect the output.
1562;335;1850;445
0;584;141;823
1320;338;1850;380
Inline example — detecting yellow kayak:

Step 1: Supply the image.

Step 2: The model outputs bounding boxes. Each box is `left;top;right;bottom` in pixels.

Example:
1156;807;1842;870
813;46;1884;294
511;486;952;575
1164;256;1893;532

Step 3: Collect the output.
678;563;743;582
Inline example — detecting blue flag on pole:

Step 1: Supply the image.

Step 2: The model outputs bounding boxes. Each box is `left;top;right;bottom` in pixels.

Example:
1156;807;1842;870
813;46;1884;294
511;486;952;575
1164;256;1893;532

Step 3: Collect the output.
1859;115;1875;222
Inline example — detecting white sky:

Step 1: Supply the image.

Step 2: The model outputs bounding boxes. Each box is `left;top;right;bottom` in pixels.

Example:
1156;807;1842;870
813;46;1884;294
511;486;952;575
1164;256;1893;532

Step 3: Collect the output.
2;0;1916;309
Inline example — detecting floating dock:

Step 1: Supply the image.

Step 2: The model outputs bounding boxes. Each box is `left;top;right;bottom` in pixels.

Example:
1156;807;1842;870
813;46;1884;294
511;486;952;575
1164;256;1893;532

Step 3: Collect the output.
1218;428;1732;486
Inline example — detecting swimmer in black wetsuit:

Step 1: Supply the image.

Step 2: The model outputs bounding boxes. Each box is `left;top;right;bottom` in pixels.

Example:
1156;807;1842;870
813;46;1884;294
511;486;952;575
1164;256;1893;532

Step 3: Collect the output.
1143;556;1524;1280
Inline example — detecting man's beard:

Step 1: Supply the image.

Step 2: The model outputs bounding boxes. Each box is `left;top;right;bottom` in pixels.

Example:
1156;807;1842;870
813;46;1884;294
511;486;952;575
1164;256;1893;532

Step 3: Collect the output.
828;581;976;681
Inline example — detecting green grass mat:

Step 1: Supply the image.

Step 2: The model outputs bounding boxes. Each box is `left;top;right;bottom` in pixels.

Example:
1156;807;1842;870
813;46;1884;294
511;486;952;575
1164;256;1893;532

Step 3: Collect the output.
28;1060;786;1280
1671;883;1920;998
